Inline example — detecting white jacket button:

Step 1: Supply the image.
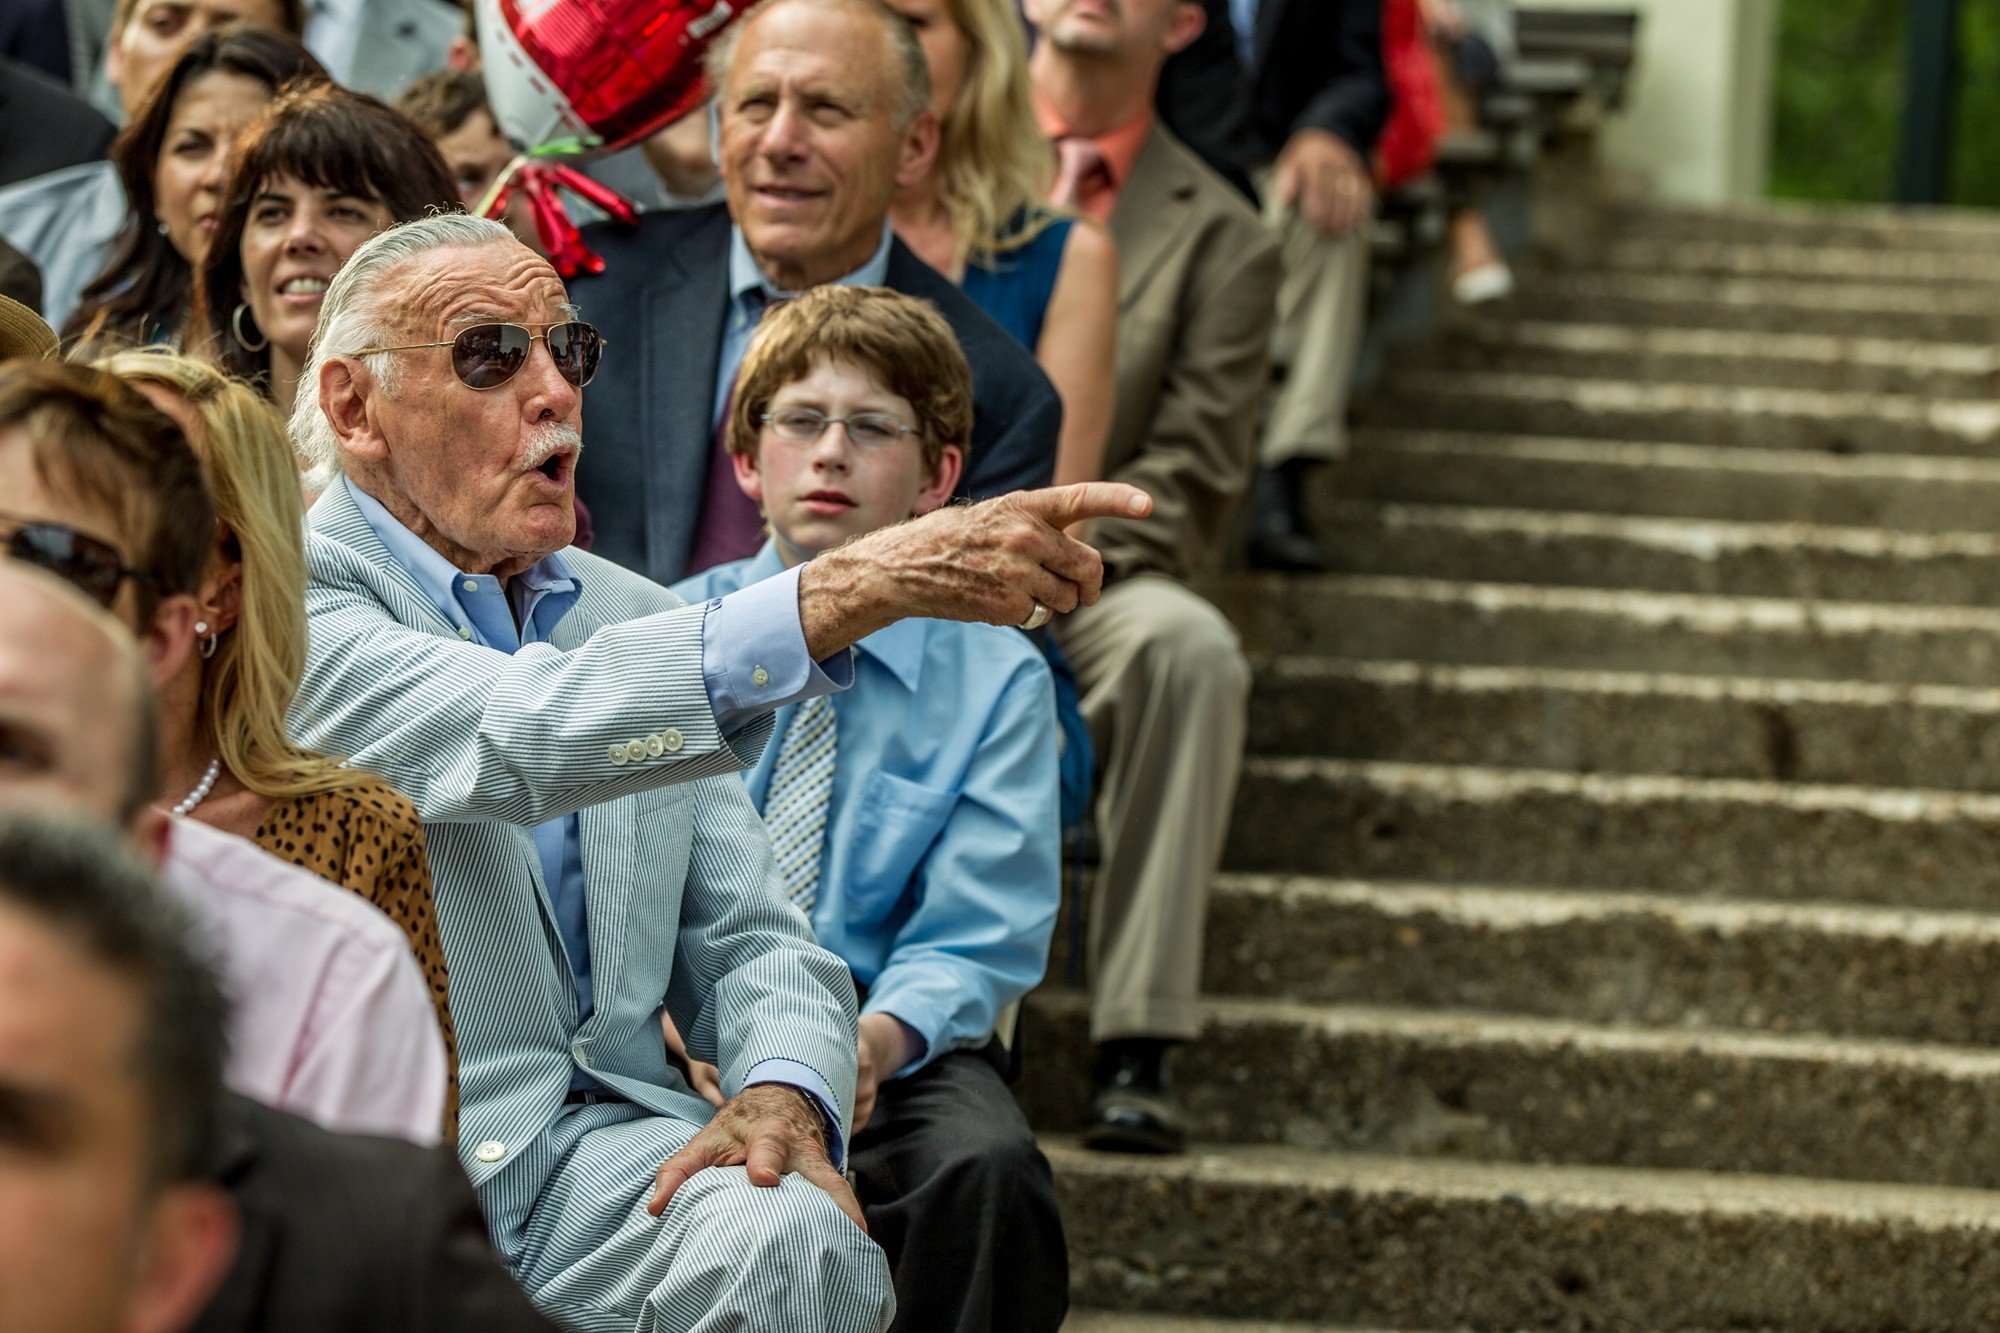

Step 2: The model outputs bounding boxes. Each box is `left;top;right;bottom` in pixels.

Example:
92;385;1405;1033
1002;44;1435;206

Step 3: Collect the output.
645;734;666;758
661;728;684;753
608;744;628;766
473;1140;506;1163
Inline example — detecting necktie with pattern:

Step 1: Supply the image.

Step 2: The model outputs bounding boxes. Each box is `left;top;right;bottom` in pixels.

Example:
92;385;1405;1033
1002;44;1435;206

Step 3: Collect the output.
762;694;837;913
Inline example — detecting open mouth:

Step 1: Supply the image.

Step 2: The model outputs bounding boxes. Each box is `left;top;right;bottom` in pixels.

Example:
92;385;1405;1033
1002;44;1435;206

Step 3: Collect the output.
277;276;330;299
533;449;576;484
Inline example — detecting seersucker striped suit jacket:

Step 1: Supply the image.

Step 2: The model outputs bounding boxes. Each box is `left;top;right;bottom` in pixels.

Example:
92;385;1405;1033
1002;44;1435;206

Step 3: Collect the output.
290;481;860;1244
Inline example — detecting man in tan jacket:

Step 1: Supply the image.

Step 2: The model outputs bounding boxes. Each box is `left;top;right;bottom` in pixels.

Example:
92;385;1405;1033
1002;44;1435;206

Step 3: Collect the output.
1029;0;1282;1153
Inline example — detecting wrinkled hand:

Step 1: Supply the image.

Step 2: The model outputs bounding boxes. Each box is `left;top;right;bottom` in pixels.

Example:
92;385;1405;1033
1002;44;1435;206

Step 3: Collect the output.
798;482;1152;659
1276;128;1373;237
852;1014;917;1132
648;1084;865;1230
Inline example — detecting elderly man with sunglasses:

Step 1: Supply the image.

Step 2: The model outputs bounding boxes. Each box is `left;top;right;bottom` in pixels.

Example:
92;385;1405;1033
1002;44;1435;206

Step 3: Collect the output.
286;213;1148;1333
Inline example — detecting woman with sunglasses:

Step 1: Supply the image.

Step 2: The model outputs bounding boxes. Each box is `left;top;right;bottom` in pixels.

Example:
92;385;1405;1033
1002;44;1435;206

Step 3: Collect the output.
191;81;458;415
64;26;326;349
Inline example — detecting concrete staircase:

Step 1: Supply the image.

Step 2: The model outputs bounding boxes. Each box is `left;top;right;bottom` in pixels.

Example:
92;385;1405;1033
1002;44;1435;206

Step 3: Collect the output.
1025;201;2000;1330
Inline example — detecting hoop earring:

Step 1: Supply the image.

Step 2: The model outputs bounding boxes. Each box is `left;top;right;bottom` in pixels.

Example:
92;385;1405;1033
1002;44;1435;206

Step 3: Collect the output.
231;303;267;352
194;620;220;659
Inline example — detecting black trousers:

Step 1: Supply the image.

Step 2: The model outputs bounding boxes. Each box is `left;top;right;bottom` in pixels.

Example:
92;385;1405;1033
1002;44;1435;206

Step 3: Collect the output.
848;1046;1068;1333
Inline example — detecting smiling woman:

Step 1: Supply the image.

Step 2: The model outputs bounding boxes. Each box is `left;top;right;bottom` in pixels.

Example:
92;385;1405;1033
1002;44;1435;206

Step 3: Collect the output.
62;26;325;350
190;82;460;415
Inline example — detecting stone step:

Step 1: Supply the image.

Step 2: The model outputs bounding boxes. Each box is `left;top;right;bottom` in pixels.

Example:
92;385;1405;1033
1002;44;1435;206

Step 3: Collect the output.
1223;758;2000;912
1197;875;2000;1047
1048;1139;2000;1328
1506;270;2000;339
1249;658;2000;791
1205;574;2000;686
1363;369;2000;458
1328;430;2000;532
1022;991;2000;1189
1600;200;2000;252
1320;501;2000;606
1594;238;2000;287
1434;320;2000;395
1065;1316;1378;1332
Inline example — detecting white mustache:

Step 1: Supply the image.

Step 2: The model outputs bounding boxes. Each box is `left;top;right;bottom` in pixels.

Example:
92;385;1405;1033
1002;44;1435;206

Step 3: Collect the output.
522;422;583;471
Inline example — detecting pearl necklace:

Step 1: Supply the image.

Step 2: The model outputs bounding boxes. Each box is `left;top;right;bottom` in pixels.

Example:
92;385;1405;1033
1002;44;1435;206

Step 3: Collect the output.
172;758;222;817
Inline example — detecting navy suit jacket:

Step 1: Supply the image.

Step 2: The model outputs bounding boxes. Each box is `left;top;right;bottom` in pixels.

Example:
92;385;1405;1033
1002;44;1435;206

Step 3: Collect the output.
569;203;1062;584
1158;0;1389;189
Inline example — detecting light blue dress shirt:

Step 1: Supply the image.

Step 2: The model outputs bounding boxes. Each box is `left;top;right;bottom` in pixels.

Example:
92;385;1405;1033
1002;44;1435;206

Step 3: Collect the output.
346;480;851;1154
678;542;1062;1079
1230;0;1260;67
0;159;126;331
712;223;896;429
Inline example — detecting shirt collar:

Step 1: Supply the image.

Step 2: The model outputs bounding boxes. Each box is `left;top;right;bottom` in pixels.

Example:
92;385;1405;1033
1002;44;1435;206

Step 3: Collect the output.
1031;93;1155;194
749;539;925;689
727;221;895;305
343;476;580;631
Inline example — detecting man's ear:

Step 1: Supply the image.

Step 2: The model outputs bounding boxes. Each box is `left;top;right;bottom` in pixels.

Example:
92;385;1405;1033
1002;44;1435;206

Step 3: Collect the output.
447;33;480;71
128;808;171;870
730;447;766;507
125;1183;239;1333
895;109;942;192
1164;0;1208;55
912;443;963;516
141;593;200;694
322;359;388;468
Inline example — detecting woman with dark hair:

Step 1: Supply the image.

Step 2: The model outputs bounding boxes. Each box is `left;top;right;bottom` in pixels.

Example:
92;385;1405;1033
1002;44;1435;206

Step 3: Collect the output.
61;26;325;348
192;81;458;412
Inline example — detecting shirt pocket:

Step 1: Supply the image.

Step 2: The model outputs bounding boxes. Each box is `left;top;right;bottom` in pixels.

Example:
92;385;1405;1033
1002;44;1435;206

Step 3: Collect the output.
840;771;958;926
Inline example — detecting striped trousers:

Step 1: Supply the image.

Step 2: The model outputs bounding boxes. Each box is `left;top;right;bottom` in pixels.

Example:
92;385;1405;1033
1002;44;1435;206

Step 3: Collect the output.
508;1102;894;1333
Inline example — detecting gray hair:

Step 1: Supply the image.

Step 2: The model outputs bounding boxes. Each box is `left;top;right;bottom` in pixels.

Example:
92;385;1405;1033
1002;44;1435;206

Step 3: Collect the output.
706;0;932;134
288;212;517;493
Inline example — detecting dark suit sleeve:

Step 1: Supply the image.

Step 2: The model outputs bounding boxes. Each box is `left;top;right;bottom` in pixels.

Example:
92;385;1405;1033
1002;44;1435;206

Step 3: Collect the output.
1155;0;1260;199
963;375;1062;500
423;1146;559;1332
1294;0;1392;157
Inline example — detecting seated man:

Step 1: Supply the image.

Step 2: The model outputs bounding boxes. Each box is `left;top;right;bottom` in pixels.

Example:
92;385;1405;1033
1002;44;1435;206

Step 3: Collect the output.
284;212;1143;1330
675;286;1067;1333
568;0;1064;583
0;359;447;1143
0;811;237;1333
0;567;556;1332
1029;0;1282;1152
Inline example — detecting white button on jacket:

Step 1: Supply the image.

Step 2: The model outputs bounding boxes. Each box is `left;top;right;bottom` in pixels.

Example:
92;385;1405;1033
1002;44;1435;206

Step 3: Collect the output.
473;1139;506;1163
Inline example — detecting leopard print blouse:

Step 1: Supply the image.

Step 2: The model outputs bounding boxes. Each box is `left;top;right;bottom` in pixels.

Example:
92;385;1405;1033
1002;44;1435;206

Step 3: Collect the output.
254;778;458;1139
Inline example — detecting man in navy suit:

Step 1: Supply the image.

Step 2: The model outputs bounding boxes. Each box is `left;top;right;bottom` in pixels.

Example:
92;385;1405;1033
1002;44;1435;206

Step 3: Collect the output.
568;0;1062;585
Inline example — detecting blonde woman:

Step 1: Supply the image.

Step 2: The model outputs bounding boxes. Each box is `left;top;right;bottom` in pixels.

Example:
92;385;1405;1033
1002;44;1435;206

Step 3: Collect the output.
887;0;1117;487
94;348;458;1135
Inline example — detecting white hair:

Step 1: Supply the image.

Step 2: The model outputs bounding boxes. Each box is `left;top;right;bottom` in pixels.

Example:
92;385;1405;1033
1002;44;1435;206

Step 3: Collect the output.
289;213;518;493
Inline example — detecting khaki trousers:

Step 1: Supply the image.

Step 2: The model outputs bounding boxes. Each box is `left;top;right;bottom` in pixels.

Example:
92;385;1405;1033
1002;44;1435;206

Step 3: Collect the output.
1054;575;1251;1042
1259;170;1374;465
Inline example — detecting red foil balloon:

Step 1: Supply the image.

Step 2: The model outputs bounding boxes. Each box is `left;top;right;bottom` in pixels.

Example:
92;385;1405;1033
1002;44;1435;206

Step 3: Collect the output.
478;0;754;156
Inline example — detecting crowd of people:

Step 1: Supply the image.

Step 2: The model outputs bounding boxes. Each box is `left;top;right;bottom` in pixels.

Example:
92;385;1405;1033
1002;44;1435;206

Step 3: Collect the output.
0;0;1515;1329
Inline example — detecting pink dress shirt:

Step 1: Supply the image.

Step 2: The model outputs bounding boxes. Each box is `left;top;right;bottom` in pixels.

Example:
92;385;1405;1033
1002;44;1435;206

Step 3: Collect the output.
161;816;448;1144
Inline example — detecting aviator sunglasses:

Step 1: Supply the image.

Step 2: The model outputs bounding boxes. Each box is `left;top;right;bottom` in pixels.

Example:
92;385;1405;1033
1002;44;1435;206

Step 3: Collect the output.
347;321;606;391
0;511;150;609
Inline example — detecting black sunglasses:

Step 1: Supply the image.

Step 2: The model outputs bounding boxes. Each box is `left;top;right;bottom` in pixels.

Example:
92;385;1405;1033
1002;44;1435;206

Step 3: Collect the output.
347;321;606;391
0;512;144;610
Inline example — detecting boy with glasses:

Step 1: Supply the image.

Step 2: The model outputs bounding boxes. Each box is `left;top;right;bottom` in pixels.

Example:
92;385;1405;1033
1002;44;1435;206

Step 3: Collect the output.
674;284;1068;1333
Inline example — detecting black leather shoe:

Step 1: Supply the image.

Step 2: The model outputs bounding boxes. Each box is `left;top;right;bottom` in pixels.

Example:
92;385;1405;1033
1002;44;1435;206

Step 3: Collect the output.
1247;460;1330;572
1083;1039;1188;1155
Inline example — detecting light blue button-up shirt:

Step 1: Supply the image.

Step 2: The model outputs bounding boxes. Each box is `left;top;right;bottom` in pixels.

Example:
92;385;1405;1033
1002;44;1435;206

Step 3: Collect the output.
347;480;851;1154
712;223;895;430
1230;0;1259;66
678;542;1061;1079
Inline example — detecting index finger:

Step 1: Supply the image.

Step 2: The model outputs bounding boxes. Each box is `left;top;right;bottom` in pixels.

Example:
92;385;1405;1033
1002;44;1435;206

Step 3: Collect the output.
1014;482;1151;531
649;1140;720;1216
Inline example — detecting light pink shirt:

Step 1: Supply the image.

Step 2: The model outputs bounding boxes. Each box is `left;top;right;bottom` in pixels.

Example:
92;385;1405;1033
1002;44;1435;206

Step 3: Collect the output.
161;816;447;1145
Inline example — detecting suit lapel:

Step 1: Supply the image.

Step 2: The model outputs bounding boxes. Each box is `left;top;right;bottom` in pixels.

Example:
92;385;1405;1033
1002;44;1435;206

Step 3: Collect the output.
305;481;455;637
641;209;730;581
1110;128;1202;311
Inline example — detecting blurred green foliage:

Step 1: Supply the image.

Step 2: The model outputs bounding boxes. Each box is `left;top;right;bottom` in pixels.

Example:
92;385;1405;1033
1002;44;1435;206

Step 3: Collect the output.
1770;0;2000;203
